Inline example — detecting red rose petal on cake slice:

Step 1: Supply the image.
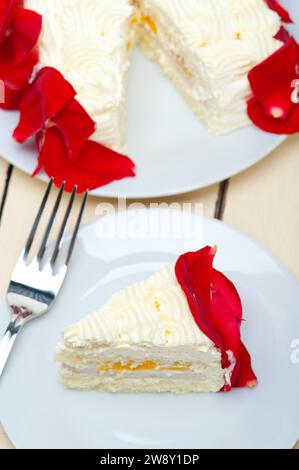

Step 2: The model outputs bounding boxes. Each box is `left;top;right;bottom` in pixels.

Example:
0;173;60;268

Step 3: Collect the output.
13;67;76;143
0;0;18;43
210;269;242;358
211;270;257;388
35;127;136;193
265;0;293;23
175;246;224;349
175;246;257;389
231;342;258;388
52;99;96;162
274;26;291;43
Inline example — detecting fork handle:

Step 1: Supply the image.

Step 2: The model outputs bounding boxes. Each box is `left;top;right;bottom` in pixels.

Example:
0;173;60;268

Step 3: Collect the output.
0;321;22;378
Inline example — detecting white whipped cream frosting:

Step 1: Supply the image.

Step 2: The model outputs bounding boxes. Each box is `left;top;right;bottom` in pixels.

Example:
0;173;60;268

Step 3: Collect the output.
62;265;215;349
25;0;134;151
139;0;281;44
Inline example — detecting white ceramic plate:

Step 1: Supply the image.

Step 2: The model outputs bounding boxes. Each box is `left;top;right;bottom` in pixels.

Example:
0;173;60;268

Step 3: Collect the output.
0;0;296;199
0;209;298;449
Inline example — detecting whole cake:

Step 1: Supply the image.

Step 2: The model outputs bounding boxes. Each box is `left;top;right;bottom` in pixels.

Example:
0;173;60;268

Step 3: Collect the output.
25;0;283;150
56;247;257;393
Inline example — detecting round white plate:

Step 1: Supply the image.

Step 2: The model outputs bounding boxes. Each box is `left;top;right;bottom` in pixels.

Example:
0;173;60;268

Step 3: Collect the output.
0;209;298;449
0;0;296;199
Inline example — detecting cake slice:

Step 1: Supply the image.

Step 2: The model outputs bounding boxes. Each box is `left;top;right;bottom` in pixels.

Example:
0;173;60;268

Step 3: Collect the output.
25;0;134;152
56;246;257;393
133;0;283;134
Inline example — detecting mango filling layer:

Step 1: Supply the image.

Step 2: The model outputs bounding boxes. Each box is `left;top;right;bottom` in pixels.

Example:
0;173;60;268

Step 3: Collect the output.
131;14;157;34
98;360;192;372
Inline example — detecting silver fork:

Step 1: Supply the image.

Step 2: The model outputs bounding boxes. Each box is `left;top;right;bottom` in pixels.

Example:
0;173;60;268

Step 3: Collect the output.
0;179;88;378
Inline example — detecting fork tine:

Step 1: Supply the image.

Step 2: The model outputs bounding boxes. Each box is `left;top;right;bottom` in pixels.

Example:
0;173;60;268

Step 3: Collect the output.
50;185;77;268
23;178;53;261
65;190;88;266
37;181;66;266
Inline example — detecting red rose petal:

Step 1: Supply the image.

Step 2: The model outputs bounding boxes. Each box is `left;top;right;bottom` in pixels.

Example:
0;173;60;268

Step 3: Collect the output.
51;99;96;162
175;246;257;390
3;49;38;90
0;84;23;110
247;96;299;134
0;0;18;43
248;38;298;116
247;37;299;134
0;8;42;75
265;0;293;23
0;7;41;109
13;67;76;143
175;246;224;349
35;127;135;193
211;270;257;388
0;50;39;109
9;8;41;66
210;269;242;358
231;342;258;388
274;26;291;43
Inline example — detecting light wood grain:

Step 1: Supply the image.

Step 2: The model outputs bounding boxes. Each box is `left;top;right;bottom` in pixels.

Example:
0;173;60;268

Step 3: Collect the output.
0;157;9;212
0;424;13;449
0;166;218;448
223;135;299;281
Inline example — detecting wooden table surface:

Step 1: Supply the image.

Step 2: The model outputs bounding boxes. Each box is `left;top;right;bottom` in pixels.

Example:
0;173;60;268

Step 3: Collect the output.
0;135;298;449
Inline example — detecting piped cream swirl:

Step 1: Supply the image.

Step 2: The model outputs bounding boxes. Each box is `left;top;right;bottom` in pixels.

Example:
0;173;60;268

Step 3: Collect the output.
62;265;214;349
25;0;134;151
